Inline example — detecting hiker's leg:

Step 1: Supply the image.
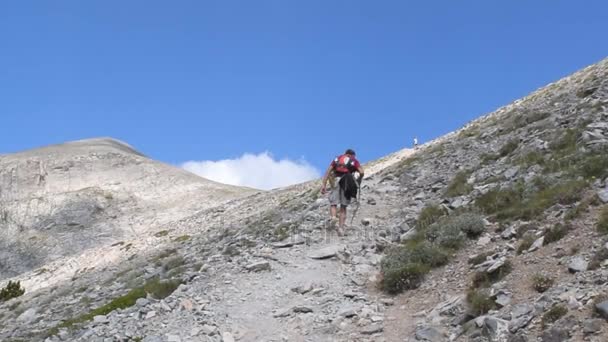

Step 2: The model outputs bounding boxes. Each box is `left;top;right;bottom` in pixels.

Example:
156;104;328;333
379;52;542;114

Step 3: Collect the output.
339;205;347;228
330;205;337;219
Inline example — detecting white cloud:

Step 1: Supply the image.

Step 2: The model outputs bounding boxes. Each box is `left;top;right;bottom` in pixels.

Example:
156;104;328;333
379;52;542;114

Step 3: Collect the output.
181;152;320;190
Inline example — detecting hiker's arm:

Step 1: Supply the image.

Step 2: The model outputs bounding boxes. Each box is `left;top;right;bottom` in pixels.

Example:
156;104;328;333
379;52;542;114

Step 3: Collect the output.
321;165;333;193
356;165;365;184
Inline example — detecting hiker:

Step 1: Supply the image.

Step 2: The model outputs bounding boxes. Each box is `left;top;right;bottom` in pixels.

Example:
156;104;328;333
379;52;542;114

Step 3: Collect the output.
320;149;364;235
414;137;418;149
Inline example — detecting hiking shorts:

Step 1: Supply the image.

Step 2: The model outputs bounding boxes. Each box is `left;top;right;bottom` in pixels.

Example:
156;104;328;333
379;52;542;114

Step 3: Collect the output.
329;177;350;207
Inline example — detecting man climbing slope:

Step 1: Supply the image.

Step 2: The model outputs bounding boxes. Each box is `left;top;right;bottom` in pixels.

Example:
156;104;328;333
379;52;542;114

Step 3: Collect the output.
321;149;364;235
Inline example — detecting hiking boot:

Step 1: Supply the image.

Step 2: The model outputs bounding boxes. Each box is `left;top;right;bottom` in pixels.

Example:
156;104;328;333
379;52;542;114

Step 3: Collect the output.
336;226;345;236
327;217;338;230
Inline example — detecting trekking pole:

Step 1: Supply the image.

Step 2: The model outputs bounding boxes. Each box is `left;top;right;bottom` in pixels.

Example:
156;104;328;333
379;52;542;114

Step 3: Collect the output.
350;179;362;226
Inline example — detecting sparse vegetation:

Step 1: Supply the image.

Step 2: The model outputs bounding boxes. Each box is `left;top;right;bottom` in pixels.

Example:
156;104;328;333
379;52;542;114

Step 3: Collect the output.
173;235;191;242
532;274;555;293
466;288;496;316
542;305;568;328
476;180;587;222
379;241;449;294
543;223;571;245
518;150;545;167
416;204;448;230
154;230;170;238
162;256;185;272
445;170;473;197
47;277;181;336
0;281;25;302
499;139;519;157
597;206;608;234
565;194;600;221
517;235;536;254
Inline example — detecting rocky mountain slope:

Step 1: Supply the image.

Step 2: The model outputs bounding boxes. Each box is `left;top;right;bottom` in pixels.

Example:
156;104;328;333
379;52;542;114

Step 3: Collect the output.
0;138;255;284
1;57;608;342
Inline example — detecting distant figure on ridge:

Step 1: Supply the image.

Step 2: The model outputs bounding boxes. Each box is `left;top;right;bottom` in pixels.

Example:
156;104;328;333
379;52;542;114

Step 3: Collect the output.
414;136;419;149
321;149;364;236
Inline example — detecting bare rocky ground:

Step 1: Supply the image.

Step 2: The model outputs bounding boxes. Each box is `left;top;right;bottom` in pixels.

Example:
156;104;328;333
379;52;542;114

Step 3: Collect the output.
1;57;608;342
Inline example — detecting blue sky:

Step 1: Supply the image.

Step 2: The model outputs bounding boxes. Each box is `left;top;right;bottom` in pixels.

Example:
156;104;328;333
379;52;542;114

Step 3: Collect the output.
1;1;607;189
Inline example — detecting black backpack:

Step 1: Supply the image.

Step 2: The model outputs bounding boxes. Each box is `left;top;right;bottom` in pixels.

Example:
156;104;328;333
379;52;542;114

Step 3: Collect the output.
339;173;358;200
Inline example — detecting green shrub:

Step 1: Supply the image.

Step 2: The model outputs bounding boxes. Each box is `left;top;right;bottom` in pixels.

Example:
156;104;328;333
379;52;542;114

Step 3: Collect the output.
143;278;181;299
532;274;554;293
550;129;580;157
579;155;608;180
542;305;568;328
445;171;473;197
543;223;571;245
416;204;448;230
173;235;191;242
466;288;496;316
379;242;450;294
598;206;608;234
477;180;587;222
154;230;170;238
425;221;466;250
499;139;519;157
47;277;181;336
565;194;601;221
0;281;25;302
163;256;185;272
379;262;430;294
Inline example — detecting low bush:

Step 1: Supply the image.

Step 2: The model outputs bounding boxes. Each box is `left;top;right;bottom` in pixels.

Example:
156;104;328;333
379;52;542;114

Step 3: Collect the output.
0;281;25;302
542;305;568;328
532;274;555;293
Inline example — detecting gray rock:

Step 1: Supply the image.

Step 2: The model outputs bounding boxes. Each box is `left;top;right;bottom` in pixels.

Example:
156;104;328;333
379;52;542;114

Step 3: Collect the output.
583;319;604;334
222;332;235;342
528;236;544;252
273;308;291;318
598;188;608;203
93;315;109;324
504;166;519;179
291;283;313;294
145;310;157;319
400;229;418;242
136;298;150;307
511;304;534;319
360;324;383;335
338;306;358;318
17;308;38;324
367;198;377;205
495;291;512;307
245;261;271;272
292;306;314;313
595;300;608;319
568;257;588;273
415;325;445;341
487;257;507;273
501;226;517;239
483;316;510;341
272;235;306;248
541;326;569;342
166;335;181;342
308;245;343;259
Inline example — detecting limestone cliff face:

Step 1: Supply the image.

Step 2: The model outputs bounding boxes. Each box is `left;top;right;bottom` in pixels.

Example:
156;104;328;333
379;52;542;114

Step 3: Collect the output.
0;137;255;279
